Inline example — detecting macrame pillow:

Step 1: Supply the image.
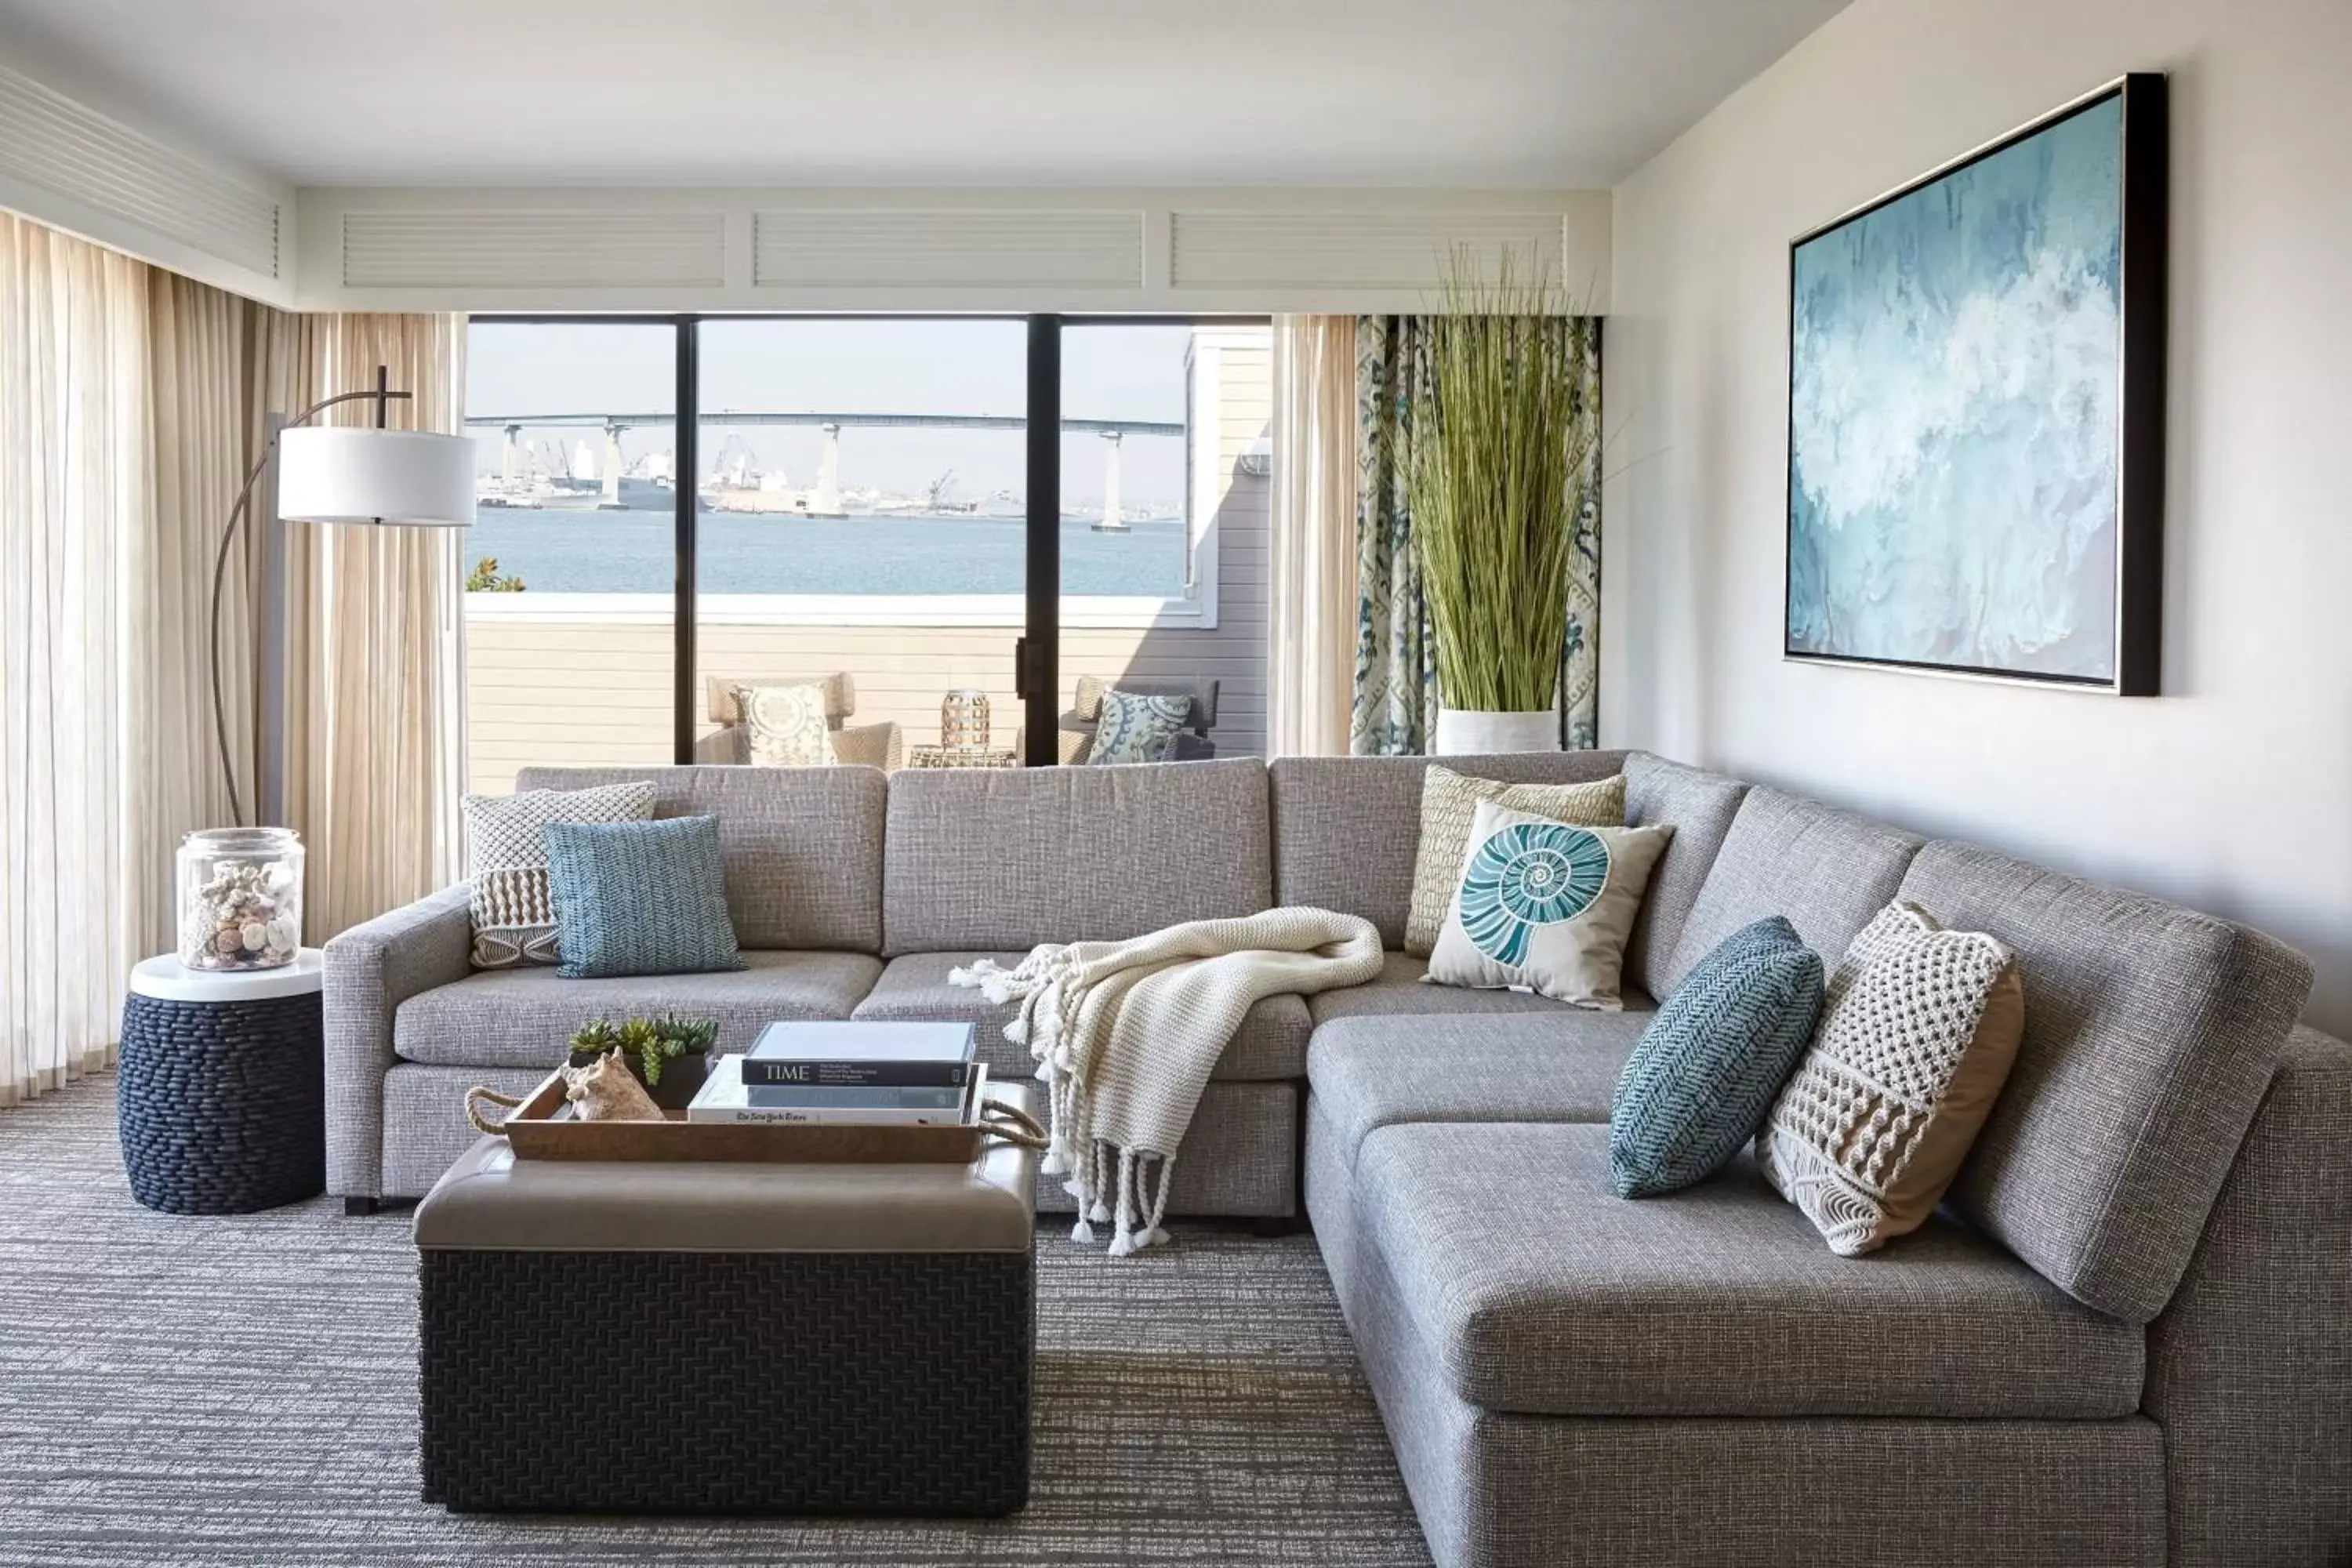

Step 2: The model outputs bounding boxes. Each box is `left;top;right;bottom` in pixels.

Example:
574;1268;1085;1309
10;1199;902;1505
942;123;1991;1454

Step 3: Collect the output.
1404;766;1627;956
731;681;834;768
1089;689;1192;765
1425;799;1673;1011
1758;900;2025;1256
1610;916;1825;1197
461;780;657;968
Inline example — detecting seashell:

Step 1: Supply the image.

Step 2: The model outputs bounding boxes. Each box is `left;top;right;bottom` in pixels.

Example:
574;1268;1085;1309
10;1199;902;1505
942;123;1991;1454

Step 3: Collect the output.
240;923;267;951
213;931;242;956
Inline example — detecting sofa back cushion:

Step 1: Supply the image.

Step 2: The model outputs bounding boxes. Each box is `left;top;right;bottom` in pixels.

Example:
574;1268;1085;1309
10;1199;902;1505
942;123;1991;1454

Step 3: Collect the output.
1665;785;1924;992
1269;751;1628;948
1621;753;1749;999
516;764;885;953
883;757;1271;954
1898;839;2315;1323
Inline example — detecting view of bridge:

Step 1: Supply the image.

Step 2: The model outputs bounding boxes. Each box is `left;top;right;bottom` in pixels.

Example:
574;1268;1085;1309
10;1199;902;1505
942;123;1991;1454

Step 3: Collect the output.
466;408;1184;523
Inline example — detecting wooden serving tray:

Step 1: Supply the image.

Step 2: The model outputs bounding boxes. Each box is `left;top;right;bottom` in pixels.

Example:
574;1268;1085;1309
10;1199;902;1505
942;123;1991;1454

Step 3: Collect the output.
491;1069;993;1165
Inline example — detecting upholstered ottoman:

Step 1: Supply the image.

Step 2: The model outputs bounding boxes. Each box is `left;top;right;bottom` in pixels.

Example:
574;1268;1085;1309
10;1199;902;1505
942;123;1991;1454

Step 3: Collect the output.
412;1087;1038;1515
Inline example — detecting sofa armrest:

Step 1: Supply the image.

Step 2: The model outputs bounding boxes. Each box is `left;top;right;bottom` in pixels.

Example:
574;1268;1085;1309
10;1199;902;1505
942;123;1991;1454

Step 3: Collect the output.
831;720;905;771
2146;1024;2352;1566
323;883;475;1199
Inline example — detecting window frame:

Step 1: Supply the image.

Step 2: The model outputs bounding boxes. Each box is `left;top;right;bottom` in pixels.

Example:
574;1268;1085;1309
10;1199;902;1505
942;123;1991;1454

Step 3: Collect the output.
463;311;1270;764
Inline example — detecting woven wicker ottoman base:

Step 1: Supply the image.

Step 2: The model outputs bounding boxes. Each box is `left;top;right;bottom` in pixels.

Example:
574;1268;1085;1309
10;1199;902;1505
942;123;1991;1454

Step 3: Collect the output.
414;1092;1038;1516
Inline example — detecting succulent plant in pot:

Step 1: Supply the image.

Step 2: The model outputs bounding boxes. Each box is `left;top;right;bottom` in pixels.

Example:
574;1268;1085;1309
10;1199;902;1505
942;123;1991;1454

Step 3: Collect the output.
568;1014;720;1110
1406;252;1600;754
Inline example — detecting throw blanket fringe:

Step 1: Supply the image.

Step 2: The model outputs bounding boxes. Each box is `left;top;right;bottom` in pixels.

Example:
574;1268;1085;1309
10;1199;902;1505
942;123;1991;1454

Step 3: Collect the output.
952;907;1384;1256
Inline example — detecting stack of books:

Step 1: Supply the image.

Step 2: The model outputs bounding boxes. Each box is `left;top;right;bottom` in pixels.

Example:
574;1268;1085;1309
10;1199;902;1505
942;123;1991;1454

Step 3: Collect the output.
686;1021;982;1125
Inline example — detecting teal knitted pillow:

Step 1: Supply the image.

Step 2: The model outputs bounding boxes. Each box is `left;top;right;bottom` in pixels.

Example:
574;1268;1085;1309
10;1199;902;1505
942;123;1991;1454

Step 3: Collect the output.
542;815;746;980
1608;916;1824;1197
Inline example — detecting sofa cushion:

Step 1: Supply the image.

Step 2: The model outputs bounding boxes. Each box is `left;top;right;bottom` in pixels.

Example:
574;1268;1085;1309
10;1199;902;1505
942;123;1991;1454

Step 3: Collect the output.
1307;1012;1650;1171
882;757;1270;954
852;952;1311;1083
1664;784;1924;990
1354;1120;2144;1420
1620;753;1749;1000
1900;839;2316;1323
1269;752;1629;948
517;764;886;954
1309;950;1653;1025
393;949;884;1069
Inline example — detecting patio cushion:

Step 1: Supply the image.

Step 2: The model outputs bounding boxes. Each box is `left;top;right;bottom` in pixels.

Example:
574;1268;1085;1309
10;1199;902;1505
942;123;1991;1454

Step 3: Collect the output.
1306;1012;1648;1171
1353;1120;2145;1420
882;757;1270;954
852;952;1311;1083
1664;784;1925;988
1269;752;1630;948
517;764;887;954
1900;839;2315;1323
393;949;884;1070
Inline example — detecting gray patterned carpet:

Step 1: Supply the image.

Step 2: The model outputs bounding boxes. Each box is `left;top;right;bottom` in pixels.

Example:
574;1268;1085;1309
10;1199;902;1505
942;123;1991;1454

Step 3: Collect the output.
0;1074;1432;1566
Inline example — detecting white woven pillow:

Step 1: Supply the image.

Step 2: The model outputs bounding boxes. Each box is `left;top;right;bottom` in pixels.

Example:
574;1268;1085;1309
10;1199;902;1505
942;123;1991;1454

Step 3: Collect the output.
462;780;656;968
1758;899;2024;1256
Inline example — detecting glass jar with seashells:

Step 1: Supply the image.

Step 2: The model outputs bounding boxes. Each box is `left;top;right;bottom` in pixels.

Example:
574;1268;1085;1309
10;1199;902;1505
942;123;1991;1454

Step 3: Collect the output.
176;827;304;972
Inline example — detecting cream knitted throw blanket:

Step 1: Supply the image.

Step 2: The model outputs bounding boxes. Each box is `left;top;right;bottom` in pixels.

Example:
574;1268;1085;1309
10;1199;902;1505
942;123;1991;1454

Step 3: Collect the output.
950;907;1384;1256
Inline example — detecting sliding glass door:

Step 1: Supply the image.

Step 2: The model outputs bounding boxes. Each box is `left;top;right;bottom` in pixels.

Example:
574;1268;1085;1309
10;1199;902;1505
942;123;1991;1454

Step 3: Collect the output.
458;314;1268;787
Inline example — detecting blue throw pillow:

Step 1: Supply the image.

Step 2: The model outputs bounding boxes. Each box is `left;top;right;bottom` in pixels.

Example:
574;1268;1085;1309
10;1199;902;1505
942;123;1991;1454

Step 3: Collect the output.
1608;916;1825;1197
541;815;746;980
1089;689;1192;764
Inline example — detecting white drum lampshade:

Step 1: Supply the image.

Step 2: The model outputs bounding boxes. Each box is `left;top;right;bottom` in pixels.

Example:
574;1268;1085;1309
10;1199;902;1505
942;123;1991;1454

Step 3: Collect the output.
277;426;474;527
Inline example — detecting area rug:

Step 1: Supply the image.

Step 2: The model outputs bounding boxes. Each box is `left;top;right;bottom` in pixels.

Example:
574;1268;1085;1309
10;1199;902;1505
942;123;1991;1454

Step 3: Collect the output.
0;1074;1431;1566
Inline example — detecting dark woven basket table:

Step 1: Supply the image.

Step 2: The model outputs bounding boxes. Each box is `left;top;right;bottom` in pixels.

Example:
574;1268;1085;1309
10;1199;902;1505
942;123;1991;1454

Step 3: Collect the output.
415;1087;1042;1515
118;951;325;1214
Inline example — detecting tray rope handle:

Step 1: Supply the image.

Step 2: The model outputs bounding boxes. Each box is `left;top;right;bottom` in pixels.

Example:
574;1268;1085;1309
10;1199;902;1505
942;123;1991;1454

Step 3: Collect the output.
978;1095;1050;1151
465;1085;528;1137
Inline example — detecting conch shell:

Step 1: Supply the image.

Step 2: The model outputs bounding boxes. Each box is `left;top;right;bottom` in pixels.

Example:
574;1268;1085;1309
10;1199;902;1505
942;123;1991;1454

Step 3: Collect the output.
559;1050;663;1122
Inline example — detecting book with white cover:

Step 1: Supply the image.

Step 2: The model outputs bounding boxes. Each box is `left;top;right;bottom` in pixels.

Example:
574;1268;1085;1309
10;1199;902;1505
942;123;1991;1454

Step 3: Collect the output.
687;1054;985;1125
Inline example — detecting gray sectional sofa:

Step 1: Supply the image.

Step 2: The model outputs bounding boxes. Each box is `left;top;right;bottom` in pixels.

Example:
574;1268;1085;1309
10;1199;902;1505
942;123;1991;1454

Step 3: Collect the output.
325;750;2352;1567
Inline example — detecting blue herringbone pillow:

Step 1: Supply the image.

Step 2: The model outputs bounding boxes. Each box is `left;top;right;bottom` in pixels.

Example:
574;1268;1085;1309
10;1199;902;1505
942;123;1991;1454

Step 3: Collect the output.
542;815;746;980
1608;916;1824;1197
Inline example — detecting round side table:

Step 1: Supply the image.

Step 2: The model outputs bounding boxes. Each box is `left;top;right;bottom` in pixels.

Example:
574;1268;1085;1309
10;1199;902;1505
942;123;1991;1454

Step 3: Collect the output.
118;950;326;1214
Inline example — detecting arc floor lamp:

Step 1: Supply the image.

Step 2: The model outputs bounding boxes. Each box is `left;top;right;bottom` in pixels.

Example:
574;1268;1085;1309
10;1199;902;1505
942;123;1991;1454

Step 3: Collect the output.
205;366;474;826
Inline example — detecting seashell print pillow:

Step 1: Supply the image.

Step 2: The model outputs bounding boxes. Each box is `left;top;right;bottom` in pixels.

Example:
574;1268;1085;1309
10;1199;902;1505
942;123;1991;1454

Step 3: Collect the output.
1425;798;1673;1011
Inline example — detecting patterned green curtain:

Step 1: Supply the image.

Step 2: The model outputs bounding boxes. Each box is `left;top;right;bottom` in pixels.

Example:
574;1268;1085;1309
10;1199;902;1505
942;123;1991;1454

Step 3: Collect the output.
1351;314;1602;754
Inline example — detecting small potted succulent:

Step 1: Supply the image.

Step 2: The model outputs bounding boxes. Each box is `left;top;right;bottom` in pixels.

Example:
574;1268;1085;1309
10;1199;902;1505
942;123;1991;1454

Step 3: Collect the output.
568;1014;720;1110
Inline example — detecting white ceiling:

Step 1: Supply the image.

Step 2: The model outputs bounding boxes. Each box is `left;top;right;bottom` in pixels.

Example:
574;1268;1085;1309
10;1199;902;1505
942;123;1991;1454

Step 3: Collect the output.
0;0;1847;190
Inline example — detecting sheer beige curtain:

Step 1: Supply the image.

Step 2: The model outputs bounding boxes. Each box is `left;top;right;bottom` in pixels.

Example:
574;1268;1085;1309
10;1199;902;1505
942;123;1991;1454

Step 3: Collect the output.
0;211;466;1106
255;313;467;939
1267;315;1359;757
0;216;149;1104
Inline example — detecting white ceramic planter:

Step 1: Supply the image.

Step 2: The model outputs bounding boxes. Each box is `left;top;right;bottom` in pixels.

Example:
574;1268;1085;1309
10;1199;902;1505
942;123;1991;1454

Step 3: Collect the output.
1432;707;1561;756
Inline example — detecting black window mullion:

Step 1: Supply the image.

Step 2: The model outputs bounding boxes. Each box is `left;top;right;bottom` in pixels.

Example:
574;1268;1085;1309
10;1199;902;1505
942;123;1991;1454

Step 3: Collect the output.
1023;315;1062;766
673;316;699;764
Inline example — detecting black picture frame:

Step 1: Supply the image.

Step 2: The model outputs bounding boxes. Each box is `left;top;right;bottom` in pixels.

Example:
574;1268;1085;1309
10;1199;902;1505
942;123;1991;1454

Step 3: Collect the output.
1784;72;2168;696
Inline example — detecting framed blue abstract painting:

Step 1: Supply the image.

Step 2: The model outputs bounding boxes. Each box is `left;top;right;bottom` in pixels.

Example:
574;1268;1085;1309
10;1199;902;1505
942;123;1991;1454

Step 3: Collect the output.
1786;75;2168;695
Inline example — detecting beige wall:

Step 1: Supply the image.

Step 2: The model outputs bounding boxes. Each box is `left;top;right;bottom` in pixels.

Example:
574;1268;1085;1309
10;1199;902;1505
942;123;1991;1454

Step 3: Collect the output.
466;336;1269;793
1602;0;2352;1030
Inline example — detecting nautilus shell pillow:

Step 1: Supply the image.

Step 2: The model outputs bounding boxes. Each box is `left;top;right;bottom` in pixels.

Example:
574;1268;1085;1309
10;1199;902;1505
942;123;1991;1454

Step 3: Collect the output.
1758;900;2025;1257
1425;799;1674;1011
1403;766;1627;957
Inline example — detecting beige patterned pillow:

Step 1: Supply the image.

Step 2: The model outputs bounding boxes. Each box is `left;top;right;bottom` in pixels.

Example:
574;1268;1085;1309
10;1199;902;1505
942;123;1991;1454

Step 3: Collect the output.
733;681;833;768
1404;767;1627;956
462;780;656;967
1759;901;2025;1256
